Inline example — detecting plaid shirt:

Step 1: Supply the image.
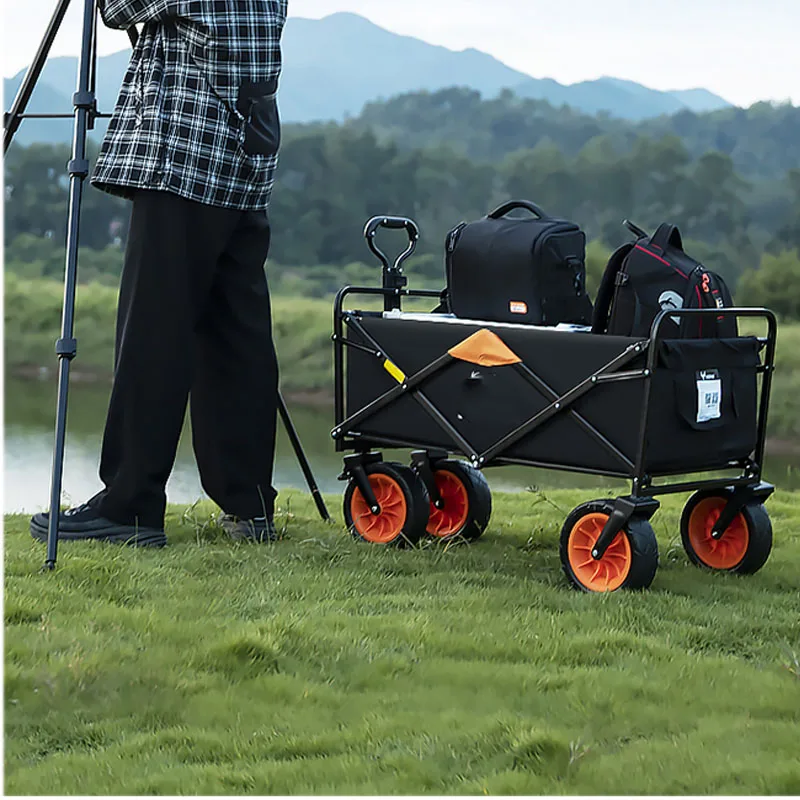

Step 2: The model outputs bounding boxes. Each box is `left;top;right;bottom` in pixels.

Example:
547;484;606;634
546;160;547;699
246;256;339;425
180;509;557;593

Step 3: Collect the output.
91;0;287;210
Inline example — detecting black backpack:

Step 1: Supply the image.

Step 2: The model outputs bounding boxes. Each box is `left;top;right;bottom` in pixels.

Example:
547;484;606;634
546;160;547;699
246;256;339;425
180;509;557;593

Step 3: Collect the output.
591;222;736;339
441;200;593;326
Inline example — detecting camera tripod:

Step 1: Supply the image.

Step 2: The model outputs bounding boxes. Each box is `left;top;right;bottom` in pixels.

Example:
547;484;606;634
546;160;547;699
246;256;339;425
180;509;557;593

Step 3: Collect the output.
3;0;331;570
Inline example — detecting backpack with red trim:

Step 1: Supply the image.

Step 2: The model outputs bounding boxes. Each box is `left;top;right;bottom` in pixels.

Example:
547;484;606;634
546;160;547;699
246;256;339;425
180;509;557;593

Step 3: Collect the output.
591;221;737;338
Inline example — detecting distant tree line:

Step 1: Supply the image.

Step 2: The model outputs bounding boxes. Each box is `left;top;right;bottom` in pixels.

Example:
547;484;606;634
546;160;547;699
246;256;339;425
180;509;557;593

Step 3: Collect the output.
4;90;800;317
348;88;800;180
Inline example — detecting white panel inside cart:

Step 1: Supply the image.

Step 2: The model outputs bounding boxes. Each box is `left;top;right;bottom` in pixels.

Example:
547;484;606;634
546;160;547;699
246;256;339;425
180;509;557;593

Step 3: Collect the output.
371;310;592;334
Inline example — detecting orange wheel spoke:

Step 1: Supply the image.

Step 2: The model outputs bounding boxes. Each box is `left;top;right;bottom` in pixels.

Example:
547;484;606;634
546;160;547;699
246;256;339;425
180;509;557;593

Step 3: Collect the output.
573;537;591;549
361;516;378;534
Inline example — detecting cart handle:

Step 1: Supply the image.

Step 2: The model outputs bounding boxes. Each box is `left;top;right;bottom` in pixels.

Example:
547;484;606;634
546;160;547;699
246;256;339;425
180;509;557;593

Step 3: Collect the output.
363;215;419;273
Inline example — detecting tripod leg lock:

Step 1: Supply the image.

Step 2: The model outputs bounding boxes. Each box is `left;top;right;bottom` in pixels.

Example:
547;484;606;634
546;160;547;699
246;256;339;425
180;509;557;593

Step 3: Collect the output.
72;90;96;110
68;158;90;178
72;90;98;130
56;338;77;359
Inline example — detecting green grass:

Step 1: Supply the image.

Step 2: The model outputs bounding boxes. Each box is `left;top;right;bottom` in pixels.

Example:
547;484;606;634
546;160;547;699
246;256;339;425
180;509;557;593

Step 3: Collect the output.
5;489;800;795
763;323;800;440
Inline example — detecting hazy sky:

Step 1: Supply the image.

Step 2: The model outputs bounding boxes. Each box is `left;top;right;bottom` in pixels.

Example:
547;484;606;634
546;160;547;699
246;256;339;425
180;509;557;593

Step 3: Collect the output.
3;0;798;106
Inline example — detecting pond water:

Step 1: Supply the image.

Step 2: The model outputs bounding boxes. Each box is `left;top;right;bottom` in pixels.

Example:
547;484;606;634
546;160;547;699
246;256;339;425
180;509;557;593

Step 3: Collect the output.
4;377;798;515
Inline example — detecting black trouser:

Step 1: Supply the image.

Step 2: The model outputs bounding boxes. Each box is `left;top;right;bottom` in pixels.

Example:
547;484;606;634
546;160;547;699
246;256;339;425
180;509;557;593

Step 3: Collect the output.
95;189;278;529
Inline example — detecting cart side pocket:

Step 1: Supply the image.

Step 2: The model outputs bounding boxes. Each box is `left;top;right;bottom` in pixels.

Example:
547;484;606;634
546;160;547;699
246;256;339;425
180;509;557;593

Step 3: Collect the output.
673;367;735;431
646;337;760;472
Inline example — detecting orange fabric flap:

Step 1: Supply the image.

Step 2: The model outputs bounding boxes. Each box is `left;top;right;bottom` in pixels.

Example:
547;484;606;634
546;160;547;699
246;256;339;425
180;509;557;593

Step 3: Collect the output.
447;329;522;367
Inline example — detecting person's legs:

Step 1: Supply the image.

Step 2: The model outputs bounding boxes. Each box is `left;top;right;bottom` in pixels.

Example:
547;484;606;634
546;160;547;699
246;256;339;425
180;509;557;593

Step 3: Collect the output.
97;191;245;527
31;190;240;544
189;210;279;535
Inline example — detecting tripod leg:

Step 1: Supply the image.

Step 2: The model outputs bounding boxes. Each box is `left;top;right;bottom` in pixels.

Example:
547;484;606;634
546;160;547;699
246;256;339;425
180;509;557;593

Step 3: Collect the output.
277;392;332;522
3;0;73;153
44;0;98;570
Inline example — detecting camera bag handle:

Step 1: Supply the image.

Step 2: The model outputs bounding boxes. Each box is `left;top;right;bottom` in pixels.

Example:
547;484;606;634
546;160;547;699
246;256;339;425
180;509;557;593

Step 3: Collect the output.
487;200;549;220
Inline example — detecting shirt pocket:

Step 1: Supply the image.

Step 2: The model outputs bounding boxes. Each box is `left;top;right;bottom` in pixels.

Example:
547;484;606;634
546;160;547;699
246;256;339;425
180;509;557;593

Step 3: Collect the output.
236;79;281;157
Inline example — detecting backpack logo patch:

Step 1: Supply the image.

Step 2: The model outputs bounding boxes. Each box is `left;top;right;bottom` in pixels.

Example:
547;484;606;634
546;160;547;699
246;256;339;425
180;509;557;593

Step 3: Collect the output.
658;290;684;325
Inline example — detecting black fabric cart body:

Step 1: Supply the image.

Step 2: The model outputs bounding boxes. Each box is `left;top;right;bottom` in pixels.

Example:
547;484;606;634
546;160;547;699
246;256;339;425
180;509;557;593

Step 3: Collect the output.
336;305;775;481
331;215;778;591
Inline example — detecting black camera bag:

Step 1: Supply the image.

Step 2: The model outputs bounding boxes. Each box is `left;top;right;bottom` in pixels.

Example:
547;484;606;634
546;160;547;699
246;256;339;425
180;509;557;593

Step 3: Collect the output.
443;200;593;326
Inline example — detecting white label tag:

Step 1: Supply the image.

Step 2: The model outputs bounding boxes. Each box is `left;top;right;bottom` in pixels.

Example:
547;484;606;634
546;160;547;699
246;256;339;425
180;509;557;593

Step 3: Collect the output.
696;370;721;423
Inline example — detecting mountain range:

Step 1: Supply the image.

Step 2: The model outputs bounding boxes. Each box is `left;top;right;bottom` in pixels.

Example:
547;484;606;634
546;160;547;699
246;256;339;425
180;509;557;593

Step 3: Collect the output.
4;11;733;147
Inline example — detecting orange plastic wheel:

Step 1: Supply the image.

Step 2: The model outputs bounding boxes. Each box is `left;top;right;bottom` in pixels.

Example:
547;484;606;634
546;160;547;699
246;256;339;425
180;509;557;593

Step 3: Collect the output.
680;491;772;574
566;512;632;592
343;461;430;547
559;500;659;592
349;473;408;543
427;470;470;537
421;460;492;542
685;497;749;570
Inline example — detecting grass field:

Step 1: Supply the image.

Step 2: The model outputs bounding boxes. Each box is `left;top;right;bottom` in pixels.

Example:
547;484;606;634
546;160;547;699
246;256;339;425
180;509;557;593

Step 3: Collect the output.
5;489;800;795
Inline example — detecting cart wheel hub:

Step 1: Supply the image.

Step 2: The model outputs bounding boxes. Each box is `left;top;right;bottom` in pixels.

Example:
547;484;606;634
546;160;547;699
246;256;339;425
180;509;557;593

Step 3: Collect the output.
567;513;632;592
350;474;408;543
688;498;749;569
427;470;470;537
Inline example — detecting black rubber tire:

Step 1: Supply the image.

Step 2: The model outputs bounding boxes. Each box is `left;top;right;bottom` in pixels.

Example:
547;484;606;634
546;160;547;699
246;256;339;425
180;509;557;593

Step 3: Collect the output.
343;461;430;547
423;459;492;542
559;500;659;592
680;490;773;575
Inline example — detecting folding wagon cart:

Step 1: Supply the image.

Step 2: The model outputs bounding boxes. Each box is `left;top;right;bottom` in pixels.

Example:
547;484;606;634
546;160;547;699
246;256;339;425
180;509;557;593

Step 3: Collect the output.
331;216;778;592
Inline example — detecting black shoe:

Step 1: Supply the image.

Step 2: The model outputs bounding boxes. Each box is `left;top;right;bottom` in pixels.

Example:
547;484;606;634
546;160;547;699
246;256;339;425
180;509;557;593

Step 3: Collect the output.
30;501;167;548
219;514;277;543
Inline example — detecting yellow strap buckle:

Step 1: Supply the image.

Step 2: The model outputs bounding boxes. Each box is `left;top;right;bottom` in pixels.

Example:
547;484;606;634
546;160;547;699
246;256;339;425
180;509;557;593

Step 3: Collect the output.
383;359;406;384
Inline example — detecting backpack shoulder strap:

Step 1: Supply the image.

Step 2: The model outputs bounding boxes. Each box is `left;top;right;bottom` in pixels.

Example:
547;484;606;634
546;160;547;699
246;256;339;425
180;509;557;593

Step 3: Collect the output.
591;242;635;334
682;268;735;338
697;269;728;310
